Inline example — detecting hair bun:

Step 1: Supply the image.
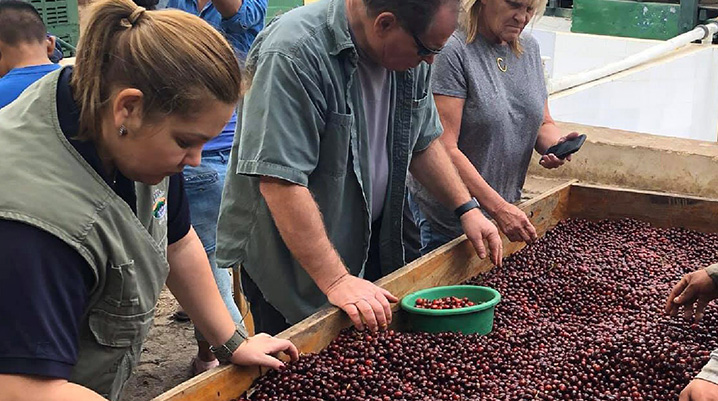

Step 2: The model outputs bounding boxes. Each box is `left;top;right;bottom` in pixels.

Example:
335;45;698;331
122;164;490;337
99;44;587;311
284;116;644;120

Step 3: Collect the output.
128;5;145;24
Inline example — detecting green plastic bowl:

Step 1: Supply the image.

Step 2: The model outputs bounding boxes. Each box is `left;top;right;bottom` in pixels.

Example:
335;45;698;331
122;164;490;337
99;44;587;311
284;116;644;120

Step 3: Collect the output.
400;285;501;335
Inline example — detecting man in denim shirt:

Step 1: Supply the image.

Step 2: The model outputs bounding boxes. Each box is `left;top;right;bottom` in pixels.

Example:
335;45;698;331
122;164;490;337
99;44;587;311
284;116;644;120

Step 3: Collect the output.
216;0;504;335
162;0;266;59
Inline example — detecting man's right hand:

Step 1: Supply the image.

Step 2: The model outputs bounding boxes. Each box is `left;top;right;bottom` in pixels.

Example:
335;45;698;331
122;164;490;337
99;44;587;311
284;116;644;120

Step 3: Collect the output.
493;202;537;244
680;379;718;401
325;274;398;332
666;268;718;323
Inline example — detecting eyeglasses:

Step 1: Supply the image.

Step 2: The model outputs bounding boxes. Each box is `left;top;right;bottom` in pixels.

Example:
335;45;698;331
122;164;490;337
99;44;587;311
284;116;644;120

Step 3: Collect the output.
411;33;444;57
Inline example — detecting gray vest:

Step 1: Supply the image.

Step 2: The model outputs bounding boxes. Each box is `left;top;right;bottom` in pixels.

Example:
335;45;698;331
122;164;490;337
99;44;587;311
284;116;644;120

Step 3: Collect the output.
0;69;170;400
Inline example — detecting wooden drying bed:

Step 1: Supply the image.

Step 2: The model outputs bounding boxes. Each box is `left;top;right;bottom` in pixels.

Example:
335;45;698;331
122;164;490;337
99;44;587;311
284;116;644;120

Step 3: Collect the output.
154;181;718;401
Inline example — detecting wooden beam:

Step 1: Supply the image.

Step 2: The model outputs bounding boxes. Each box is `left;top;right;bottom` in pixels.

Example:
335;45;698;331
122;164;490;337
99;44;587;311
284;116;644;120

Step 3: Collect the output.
567;183;718;233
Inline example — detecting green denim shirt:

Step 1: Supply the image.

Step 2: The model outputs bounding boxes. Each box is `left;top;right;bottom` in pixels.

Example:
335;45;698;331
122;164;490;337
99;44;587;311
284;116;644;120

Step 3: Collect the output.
216;0;442;324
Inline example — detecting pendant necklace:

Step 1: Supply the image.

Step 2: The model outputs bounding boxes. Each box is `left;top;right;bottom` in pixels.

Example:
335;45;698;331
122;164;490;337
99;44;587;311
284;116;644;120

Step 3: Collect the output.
496;56;508;72
496;45;508;73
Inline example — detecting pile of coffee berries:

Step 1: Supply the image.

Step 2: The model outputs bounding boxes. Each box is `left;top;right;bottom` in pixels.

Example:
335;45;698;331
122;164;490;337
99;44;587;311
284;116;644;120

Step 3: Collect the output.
236;219;718;401
415;296;477;309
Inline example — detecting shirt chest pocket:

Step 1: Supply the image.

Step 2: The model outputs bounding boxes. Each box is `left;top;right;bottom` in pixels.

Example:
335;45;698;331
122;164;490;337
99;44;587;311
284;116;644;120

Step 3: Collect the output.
409;90;433;145
316;111;353;178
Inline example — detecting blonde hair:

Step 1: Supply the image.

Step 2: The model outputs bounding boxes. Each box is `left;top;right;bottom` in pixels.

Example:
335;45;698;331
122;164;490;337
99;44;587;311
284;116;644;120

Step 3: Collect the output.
460;0;547;55
71;0;241;139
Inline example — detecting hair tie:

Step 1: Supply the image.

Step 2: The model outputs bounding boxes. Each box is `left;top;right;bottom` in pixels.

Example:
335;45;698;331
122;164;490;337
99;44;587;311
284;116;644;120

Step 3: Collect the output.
128;6;146;25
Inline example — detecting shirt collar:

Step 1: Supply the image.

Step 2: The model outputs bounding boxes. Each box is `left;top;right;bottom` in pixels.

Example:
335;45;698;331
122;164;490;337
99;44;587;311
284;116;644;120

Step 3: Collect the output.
326;0;356;56
5;63;60;77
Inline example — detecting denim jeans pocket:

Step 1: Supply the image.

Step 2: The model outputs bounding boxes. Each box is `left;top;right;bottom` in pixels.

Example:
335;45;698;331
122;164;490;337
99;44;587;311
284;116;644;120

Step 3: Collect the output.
183;164;220;193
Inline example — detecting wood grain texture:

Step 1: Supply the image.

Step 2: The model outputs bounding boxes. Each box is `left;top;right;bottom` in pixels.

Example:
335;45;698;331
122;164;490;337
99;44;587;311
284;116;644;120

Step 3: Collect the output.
567;183;718;233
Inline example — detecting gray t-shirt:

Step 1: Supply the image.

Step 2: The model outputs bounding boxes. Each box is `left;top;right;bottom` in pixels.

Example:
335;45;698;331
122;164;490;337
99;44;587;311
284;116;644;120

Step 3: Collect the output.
409;31;547;239
357;52;391;222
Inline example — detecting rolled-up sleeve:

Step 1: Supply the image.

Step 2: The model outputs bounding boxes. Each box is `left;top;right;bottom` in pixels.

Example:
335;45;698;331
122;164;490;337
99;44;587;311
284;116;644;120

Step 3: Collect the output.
697;349;718;385
413;67;443;153
236;51;325;186
221;0;267;32
431;34;467;99
705;263;718;287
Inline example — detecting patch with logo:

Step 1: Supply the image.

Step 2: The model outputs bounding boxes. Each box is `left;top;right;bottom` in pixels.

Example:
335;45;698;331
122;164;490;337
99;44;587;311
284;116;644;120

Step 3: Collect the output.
152;189;167;220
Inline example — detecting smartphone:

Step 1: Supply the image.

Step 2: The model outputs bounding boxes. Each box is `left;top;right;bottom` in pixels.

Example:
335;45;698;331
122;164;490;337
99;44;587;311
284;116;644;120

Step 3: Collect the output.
543;134;586;160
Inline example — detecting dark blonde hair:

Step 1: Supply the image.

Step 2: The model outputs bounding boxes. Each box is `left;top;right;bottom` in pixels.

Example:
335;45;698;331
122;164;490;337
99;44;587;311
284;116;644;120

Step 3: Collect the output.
71;0;241;139
460;0;546;55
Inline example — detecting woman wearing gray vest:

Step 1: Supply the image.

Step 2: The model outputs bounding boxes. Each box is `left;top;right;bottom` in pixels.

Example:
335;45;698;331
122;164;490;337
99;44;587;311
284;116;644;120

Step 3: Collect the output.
408;0;580;254
0;1;298;400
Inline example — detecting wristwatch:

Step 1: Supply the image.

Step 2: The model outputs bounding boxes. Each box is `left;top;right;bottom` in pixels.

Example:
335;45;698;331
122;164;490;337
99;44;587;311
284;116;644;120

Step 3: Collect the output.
454;197;480;218
210;329;246;362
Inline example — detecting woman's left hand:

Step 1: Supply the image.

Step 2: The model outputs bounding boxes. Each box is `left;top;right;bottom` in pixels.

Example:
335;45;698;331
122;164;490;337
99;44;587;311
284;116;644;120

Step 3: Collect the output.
539;132;581;169
231;333;300;370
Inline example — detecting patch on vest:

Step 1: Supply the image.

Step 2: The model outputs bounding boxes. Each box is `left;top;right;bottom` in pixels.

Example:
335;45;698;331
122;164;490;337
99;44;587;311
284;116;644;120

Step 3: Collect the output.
152;189;167;220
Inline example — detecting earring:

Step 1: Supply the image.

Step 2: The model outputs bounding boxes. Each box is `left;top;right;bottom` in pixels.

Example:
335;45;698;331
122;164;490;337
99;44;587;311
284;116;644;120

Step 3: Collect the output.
119;125;128;136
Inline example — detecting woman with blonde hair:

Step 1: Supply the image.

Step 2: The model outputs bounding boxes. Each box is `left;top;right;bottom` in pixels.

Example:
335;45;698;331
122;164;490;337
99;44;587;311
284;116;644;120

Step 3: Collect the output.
0;0;297;400
408;0;581;253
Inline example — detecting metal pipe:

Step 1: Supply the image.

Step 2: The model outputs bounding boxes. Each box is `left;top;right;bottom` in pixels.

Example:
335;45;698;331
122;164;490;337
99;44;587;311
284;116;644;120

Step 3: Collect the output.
54;36;77;52
547;20;718;95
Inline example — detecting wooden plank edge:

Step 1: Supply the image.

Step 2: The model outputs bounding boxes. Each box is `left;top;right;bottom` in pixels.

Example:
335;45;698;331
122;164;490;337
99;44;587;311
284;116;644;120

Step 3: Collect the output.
151;179;578;401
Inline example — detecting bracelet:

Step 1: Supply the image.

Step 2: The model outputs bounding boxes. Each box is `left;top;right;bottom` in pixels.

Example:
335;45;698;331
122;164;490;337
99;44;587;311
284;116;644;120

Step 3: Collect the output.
454;197;480;218
209;328;245;362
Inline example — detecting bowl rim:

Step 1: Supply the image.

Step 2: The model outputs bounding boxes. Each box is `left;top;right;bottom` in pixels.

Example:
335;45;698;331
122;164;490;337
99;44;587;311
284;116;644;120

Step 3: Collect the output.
399;285;502;316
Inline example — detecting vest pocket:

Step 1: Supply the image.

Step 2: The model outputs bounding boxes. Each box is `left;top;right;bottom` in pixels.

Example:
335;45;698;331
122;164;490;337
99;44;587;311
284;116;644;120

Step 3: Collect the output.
85;309;153;400
88;308;155;348
104;261;140;308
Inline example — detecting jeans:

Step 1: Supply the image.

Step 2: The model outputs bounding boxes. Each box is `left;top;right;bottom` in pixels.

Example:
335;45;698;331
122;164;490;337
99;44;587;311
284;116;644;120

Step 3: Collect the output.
407;193;455;256
184;149;243;340
240;268;290;336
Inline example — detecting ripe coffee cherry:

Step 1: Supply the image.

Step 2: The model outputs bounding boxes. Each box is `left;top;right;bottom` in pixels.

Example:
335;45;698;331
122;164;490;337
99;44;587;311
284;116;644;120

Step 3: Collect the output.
235;219;718;401
415;296;476;310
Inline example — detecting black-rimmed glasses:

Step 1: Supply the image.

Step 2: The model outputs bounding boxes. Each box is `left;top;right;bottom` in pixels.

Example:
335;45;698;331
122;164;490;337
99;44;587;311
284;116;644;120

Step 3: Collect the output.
412;33;444;57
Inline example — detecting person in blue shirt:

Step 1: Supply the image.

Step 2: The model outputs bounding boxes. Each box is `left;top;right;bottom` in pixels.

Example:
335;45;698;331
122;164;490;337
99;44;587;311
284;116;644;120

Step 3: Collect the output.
160;0;267;375
0;0;61;109
162;0;266;60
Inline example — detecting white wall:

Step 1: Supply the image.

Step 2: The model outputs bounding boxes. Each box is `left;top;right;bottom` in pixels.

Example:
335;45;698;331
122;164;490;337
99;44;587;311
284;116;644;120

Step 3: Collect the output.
529;28;662;79
547;47;718;142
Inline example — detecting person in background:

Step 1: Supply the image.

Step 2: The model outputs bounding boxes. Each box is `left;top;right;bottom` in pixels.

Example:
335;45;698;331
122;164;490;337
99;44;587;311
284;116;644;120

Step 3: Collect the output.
161;0;267;375
216;0;504;337
407;0;580;255
666;264;718;401
48;36;64;63
0;1;297;400
0;0;60;108
161;0;265;60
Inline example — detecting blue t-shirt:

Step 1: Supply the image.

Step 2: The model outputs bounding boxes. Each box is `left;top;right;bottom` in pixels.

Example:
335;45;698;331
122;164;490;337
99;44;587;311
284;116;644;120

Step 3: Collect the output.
162;0;266;151
0;64;61;109
162;0;265;58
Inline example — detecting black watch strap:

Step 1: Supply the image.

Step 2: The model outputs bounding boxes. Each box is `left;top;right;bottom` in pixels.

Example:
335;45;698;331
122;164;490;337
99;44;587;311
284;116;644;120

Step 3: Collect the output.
210;329;245;362
454;197;480;218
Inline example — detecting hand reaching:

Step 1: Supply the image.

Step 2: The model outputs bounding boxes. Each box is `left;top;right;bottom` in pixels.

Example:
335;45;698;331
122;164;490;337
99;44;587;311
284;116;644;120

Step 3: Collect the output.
325;274;398;332
231;333;299;370
666;269;718;323
679;379;718;401
493;202;537;244
460;208;503;267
